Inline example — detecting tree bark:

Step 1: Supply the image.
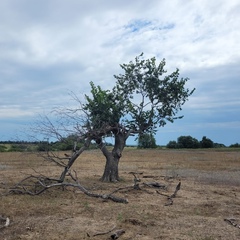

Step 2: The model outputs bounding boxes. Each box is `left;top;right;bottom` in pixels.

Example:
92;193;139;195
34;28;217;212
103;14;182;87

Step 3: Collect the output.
101;154;120;182
59;137;91;182
99;131;127;182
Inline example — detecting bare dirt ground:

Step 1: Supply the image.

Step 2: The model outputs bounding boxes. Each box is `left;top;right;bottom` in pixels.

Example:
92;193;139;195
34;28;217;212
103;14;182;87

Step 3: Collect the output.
0;148;240;240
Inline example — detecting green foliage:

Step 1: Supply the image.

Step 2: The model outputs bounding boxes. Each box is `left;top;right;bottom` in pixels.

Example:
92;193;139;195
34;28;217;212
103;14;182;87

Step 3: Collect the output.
37;134;86;151
8;143;36;152
138;133;157;149
166;140;178;149
166;136;227;149
229;143;240;148
36;141;49;151
114;53;195;133
84;54;195;137
0;145;8;152
200;136;214;148
84;82;124;130
177;136;200;148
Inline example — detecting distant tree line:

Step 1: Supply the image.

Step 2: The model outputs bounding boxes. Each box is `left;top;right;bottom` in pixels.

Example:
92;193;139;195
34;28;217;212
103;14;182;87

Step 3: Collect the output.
0;135;239;152
0;135;100;152
166;136;228;149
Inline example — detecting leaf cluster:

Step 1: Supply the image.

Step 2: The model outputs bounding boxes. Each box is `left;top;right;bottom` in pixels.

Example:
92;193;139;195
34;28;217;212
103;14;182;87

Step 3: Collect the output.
84;82;124;130
114;53;195;132
84;53;195;137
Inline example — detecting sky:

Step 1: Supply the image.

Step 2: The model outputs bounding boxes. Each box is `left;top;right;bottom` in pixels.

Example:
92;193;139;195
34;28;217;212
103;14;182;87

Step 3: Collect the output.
0;0;240;146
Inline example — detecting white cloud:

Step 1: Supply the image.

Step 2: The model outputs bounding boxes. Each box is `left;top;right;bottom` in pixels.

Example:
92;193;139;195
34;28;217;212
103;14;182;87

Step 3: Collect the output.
0;0;239;144
0;106;39;118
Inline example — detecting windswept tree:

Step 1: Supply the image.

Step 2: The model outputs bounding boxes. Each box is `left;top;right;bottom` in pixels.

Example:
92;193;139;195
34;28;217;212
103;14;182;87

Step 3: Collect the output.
82;53;195;181
35;54;195;182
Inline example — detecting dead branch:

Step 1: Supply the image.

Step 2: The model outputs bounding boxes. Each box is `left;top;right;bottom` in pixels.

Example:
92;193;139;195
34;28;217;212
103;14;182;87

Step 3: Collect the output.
224;218;240;229
111;229;125;239
129;172;141;190
59;137;91;182
156;181;181;206
92;225;116;237
8;175;128;204
143;182;167;189
0;216;10;229
170;181;181;198
155;191;169;197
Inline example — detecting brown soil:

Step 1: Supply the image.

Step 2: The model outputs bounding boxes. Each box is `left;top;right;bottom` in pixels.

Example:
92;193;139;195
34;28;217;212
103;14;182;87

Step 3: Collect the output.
0;149;240;240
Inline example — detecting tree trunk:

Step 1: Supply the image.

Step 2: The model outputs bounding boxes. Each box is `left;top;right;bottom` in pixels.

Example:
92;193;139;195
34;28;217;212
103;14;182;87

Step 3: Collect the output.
98;131;127;182
59;137;91;182
101;154;120;182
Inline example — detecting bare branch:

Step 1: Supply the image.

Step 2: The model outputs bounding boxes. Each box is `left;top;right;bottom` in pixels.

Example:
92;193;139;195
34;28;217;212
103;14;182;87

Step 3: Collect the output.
156;181;181;206
224;218;240;229
92;225;116;237
8;175;128;204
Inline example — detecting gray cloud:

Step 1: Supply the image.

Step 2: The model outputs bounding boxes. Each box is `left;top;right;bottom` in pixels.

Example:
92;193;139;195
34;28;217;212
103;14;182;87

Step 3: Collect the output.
0;0;239;145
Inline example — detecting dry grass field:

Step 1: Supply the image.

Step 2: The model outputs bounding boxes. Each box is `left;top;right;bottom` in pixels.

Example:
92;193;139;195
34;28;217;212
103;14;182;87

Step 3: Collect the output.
0;148;240;240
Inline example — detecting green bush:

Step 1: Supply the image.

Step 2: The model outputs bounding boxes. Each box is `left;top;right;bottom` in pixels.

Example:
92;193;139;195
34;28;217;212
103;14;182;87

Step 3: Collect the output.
177;136;200;148
200;136;214;148
166;141;178;149
166;135;219;149
138;133;157;149
229;143;240;148
0;145;7;152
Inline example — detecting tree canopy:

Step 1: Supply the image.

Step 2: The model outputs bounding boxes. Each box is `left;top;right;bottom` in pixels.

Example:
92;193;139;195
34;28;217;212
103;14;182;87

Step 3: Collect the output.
84;53;195;136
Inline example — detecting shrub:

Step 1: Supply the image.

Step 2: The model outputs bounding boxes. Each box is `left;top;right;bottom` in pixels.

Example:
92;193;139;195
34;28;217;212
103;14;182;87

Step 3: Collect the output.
229;143;240;148
0;145;7;152
138;133;157;149
200;136;214;148
166;140;178;149
177;136;200;148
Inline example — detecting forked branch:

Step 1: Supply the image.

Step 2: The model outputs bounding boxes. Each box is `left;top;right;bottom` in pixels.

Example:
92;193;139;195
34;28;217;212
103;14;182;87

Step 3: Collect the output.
8;174;128;204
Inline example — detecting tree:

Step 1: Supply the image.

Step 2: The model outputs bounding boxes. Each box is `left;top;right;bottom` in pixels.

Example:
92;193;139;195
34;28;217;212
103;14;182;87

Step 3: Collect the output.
138;133;157;149
177;135;199;148
166;140;178;149
229;143;240;148
83;53;195;181
200;136;214;148
34;54;195;182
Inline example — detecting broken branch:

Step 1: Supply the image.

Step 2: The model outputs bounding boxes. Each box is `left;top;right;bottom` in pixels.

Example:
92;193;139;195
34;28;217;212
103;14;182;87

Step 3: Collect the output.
92;225;116;237
0;216;10;229
8;175;128;204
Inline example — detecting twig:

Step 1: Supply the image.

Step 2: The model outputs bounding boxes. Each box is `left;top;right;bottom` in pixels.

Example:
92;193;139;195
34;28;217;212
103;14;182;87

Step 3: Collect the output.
170;181;181;198
156;181;181;206
92;225;116;237
224;218;240;229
